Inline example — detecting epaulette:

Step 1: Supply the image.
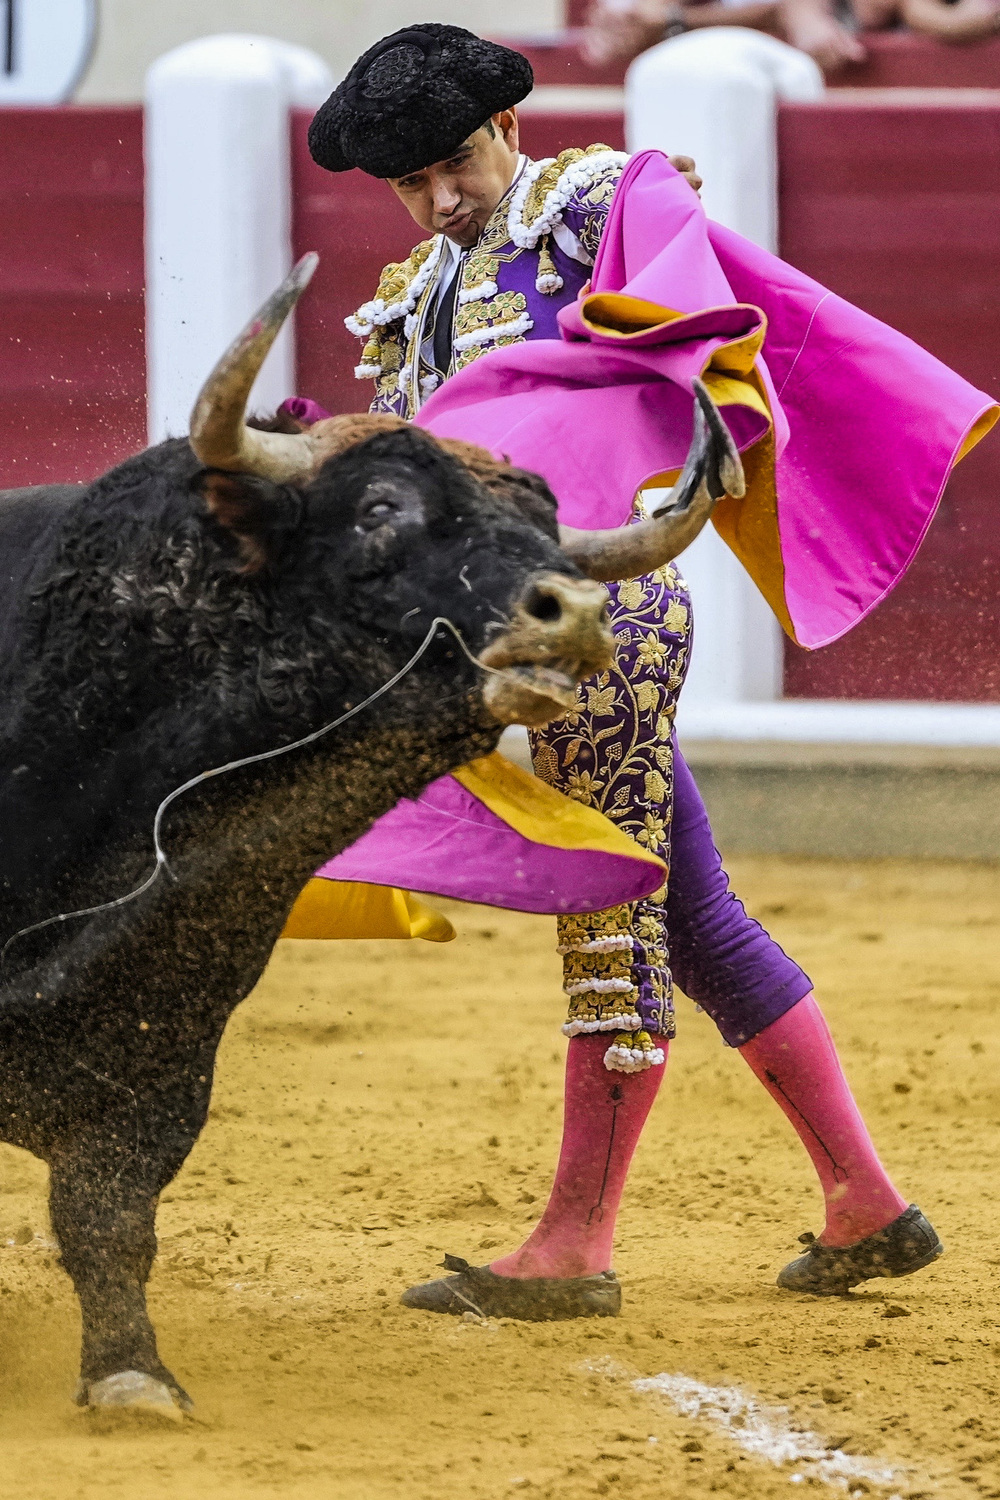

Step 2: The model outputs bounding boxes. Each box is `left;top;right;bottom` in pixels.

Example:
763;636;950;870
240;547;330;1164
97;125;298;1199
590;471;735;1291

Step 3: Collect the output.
345;235;444;379
507;144;628;252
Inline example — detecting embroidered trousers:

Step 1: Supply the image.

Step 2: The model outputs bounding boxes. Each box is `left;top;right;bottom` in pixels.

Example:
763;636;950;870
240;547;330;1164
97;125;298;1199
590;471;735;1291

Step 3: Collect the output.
530;566;810;1051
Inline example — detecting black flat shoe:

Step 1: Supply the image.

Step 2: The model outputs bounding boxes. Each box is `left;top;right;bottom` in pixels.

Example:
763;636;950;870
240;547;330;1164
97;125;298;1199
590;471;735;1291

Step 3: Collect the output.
777;1204;943;1295
400;1254;621;1321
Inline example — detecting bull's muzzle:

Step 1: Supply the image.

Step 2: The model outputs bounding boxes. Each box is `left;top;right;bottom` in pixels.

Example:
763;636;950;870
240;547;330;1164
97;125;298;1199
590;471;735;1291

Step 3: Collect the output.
479;572;614;728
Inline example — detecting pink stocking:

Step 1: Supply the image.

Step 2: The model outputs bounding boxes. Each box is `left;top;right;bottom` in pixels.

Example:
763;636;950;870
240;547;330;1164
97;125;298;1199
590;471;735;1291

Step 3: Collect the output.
739;994;907;1247
490;1035;667;1280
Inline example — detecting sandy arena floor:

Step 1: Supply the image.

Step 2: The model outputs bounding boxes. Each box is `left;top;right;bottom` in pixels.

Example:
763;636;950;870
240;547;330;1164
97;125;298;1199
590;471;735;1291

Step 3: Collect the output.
3;855;1000;1499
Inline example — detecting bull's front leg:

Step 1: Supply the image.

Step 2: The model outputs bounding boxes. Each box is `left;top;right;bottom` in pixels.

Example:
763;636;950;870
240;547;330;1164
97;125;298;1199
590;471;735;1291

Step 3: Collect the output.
48;1145;191;1419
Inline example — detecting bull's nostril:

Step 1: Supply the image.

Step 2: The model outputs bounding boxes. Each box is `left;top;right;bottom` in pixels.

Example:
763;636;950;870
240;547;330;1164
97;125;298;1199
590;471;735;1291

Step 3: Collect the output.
523;584;562;624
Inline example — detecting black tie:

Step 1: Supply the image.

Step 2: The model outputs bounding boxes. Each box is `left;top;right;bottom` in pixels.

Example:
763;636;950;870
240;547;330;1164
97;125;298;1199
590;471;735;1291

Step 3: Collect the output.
432;258;462;379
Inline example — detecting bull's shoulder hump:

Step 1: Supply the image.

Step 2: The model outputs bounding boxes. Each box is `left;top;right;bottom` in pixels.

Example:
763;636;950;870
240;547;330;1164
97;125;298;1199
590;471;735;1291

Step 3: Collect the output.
0;483;82;551
344;235;444;339
0;483;83;507
511;145;629;248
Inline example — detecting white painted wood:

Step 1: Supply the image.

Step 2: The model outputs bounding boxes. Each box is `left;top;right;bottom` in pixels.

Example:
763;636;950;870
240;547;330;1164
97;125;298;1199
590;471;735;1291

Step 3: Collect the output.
627;28;822;253
144;34;332;444
0;0;96;103
676;699;1000;747
673;523;783;706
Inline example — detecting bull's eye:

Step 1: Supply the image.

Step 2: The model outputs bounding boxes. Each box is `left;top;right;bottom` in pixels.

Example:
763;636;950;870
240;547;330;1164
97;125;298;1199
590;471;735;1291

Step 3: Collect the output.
357;483;401;530
355;477;424;532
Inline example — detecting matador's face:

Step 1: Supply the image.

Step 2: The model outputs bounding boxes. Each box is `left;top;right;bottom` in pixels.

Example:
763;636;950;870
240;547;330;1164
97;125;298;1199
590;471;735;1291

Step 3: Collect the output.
386;110;521;249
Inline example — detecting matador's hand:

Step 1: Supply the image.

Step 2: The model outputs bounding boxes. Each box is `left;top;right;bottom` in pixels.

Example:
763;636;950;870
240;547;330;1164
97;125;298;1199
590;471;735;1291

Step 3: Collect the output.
668;154;702;195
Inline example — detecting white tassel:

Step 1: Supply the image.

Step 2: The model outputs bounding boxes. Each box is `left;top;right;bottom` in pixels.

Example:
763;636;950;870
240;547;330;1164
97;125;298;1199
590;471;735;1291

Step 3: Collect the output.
561;1013;642;1037
604;1039;666;1074
564;977;635;996
557;935;634;955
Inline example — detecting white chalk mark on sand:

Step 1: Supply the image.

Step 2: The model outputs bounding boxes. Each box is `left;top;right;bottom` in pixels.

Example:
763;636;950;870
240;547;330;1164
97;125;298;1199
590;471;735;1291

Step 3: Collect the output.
590;1359;907;1494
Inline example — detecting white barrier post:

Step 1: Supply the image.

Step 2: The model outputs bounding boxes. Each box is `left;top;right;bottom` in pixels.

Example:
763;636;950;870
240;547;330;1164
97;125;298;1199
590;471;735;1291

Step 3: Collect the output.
145;35;333;444
627;30;822;713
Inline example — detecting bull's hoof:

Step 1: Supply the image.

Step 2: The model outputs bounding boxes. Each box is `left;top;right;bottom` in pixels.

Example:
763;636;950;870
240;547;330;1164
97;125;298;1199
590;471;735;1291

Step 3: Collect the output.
78;1370;192;1424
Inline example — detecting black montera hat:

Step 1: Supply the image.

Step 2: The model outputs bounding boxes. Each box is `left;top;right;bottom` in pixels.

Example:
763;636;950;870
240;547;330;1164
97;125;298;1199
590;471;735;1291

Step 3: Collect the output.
308;24;533;179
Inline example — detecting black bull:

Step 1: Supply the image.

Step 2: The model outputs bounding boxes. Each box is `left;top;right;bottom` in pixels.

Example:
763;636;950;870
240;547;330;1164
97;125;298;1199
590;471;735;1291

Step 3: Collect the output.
0;425;614;1414
0;248;738;1415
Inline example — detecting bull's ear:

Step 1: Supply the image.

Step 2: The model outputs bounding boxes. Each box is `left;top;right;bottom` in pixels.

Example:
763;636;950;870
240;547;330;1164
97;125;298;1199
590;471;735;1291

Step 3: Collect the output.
489;467;561;542
192;470;301;573
435;438;560;541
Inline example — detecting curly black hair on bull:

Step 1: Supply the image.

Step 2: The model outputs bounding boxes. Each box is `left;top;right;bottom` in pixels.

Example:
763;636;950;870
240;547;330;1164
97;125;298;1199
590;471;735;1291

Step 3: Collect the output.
16;439;344;767
14;423;509;778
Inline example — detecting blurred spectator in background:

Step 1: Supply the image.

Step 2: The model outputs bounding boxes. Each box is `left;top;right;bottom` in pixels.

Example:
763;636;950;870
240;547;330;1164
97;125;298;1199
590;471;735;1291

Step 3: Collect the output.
582;0;1000;75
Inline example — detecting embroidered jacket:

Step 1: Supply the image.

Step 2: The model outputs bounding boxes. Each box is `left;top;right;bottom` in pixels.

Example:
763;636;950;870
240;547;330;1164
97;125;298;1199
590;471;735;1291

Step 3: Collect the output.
346;145;628;419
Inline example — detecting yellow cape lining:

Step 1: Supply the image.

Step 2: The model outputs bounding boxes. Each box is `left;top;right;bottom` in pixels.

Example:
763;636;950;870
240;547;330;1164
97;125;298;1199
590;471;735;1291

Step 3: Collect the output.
281;880;455;943
581;292;793;637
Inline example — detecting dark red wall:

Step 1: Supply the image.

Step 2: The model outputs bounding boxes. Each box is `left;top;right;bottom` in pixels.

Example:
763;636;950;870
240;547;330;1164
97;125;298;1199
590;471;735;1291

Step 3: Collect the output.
778;96;1000;700
0;107;145;488
506;30;1000;89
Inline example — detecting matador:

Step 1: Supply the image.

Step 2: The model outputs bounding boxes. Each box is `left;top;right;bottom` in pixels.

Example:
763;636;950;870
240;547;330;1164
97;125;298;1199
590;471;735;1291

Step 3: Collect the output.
297;23;953;1318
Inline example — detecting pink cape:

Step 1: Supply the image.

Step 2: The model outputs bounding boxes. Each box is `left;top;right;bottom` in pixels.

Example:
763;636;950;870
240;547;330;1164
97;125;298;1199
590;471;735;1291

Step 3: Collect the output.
416;149;997;651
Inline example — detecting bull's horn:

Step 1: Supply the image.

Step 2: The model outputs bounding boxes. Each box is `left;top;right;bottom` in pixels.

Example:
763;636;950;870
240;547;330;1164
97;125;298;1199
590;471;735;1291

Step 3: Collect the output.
558;380;746;583
189;252;321;481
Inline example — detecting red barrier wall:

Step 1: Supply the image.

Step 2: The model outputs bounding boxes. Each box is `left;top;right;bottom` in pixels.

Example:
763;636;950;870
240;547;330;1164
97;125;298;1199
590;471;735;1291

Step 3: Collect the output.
0;107;145;488
778;95;1000;701
508;29;1000;89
